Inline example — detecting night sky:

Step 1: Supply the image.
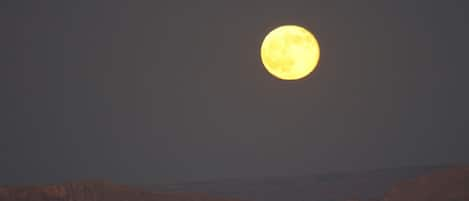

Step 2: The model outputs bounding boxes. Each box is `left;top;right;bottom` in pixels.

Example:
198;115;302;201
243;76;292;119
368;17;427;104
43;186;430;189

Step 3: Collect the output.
2;0;469;185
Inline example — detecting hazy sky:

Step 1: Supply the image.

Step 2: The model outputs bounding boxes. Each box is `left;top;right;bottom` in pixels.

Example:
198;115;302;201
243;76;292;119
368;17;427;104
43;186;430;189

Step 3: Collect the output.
2;0;469;185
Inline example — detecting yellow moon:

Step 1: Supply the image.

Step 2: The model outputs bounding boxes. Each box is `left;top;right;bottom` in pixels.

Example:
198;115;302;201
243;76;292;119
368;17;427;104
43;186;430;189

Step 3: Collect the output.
261;25;320;80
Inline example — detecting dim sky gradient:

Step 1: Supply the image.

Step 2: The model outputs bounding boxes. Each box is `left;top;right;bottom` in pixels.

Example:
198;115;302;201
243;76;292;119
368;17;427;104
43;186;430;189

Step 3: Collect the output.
2;0;469;185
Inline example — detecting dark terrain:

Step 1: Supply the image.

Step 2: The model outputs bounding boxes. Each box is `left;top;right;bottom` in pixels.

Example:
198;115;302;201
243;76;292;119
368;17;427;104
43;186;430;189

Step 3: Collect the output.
1;165;468;201
383;167;469;201
0;181;243;201
152;165;448;201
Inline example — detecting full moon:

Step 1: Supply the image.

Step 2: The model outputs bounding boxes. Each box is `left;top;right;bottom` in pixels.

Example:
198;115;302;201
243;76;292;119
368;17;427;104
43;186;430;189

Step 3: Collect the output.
260;25;320;80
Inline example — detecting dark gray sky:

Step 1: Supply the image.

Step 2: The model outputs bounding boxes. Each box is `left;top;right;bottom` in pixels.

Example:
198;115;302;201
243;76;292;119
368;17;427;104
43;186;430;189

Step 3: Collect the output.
2;0;469;185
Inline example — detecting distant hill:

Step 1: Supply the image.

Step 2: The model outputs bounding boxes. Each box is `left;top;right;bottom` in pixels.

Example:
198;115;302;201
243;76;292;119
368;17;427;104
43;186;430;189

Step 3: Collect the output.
383;167;469;201
152;165;448;201
1;165;465;201
0;181;243;201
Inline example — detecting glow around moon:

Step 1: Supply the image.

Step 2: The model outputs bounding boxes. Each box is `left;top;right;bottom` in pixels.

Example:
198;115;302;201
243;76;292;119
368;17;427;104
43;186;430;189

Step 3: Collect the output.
261;25;320;80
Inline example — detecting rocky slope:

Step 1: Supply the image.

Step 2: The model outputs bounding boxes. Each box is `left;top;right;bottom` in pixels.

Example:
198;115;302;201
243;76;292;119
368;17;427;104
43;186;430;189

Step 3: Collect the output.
0;181;243;201
383;167;469;201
